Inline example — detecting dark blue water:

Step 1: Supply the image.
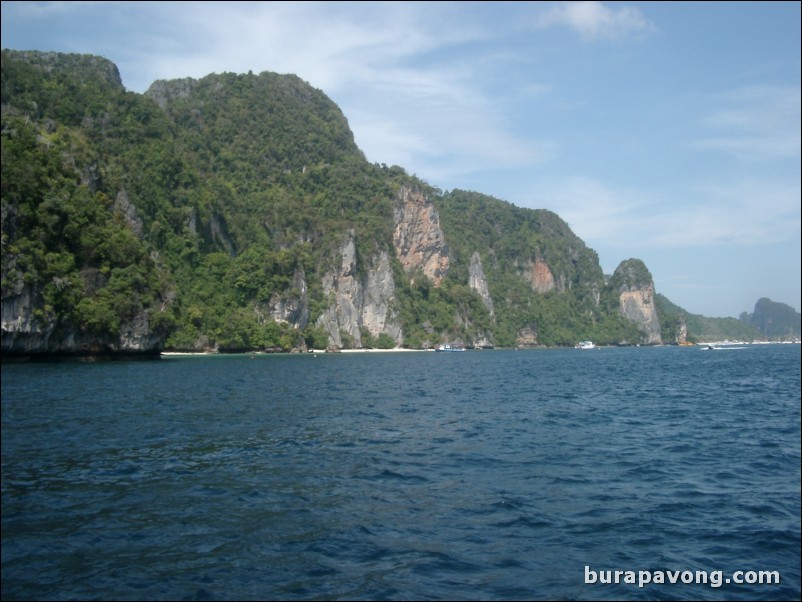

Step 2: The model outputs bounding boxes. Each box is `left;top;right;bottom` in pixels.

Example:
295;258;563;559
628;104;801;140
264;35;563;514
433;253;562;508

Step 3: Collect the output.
2;345;800;601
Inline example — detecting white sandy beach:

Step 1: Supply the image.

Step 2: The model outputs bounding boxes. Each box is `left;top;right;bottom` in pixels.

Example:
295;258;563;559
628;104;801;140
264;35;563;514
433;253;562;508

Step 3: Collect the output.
161;348;434;356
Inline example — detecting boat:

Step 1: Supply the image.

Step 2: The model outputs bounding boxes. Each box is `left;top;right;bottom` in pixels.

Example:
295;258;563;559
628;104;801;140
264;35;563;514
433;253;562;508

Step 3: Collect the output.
435;343;466;352
700;344;747;350
575;341;595;350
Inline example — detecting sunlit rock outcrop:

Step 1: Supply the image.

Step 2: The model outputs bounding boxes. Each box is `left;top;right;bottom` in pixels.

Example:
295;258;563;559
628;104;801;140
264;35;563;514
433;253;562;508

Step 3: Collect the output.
317;232;402;348
612;259;662;345
526;258;557;294
468;252;494;315
392;186;449;285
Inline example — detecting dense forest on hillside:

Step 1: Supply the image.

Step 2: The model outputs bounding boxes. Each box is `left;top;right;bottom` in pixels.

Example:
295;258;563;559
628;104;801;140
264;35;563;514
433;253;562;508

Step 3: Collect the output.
2;51;794;356
740;298;801;339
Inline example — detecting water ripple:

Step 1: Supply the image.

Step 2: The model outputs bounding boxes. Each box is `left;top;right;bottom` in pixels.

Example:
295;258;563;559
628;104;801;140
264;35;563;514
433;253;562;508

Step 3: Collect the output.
2;345;800;600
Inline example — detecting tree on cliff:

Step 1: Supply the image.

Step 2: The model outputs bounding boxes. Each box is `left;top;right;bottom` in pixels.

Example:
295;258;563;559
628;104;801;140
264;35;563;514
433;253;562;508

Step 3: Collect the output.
2;50;761;355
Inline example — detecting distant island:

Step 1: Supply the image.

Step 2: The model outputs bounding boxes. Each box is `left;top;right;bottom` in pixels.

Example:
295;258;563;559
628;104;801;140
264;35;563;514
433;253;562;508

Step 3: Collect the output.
1;50;799;358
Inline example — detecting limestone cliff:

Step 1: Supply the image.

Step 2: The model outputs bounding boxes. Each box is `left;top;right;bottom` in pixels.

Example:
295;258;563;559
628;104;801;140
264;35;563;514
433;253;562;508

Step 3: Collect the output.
525;258;558;294
316;233;402;348
468;252;494;315
317;185;474;349
2;284;162;357
675;318;688;345
392;186;449;285
516;325;539;347
145;77;197;110
113;190;144;238
362;251;403;343
266;265;309;330
3;50;716;352
6;51;124;91
611;259;662;345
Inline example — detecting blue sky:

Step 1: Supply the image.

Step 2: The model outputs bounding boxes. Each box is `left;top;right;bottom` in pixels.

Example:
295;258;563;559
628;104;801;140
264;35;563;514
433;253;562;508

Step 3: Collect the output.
2;1;800;318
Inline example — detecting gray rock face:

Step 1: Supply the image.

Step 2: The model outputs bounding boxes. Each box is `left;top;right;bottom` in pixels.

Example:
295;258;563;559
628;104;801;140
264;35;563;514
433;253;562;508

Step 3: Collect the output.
516;325;538;347
145;77;196;110
114;189;143;237
317;234;402;348
619;284;662;345
1;285;162;356
267;265;309;330
468;252;494;315
611;259;662;345
316;186;452;349
1;285;46;354
675;317;688;345
392;186;449;285
362;251;403;344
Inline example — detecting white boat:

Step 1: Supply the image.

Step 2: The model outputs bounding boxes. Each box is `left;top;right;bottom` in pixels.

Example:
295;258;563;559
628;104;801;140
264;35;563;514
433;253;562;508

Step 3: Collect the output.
435;343;466;352
700;344;747;350
575;341;595;349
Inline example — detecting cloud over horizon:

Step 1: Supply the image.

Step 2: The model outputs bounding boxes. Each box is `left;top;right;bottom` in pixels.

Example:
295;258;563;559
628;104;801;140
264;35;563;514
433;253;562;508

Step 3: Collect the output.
535;0;655;40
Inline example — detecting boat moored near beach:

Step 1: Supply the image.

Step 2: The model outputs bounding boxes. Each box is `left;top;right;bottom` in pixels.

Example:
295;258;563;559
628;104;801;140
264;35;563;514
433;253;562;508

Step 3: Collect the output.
435;343;467;352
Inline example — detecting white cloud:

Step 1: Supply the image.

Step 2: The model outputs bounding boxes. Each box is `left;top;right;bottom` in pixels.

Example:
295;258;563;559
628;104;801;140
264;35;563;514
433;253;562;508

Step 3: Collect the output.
144;2;547;186
4;1;798;317
531;177;650;241
526;175;800;316
532;176;801;252
536;1;654;41
348;96;549;187
676;179;801;246
694;85;801;161
3;1;555;185
143;2;484;94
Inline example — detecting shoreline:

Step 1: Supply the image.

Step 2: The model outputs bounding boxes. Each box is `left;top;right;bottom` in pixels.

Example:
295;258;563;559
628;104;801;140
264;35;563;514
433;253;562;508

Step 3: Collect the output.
159;340;800;358
336;348;432;353
161;348;434;356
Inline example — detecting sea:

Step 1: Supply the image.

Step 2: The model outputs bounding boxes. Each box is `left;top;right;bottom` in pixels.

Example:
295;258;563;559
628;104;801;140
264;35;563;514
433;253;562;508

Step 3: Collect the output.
2;345;800;601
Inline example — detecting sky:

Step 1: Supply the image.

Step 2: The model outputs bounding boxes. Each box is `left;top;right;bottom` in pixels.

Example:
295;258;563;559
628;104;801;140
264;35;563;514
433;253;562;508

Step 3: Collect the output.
2;1;800;318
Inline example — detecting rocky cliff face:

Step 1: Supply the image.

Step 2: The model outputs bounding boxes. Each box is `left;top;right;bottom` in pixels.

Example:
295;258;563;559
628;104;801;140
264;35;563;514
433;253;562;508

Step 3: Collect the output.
516;325;539;347
468;252;494;315
316;233;402;348
392;186;449;285
267;265;309;330
619;287;662;344
8;51;124;91
1;51;689;353
113;190;144;237
315;186;459;348
362;251;403;343
526;258;558;294
613;259;662;345
145;77;197;110
675;317;688;345
2;284;162;357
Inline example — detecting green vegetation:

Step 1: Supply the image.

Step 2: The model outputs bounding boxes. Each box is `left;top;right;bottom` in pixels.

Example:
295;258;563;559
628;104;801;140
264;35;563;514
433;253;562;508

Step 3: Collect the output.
608;258;653;292
2;51;402;352
655;294;763;343
3;50;783;355
435;189;645;346
0;95;173;341
740;298;801;339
